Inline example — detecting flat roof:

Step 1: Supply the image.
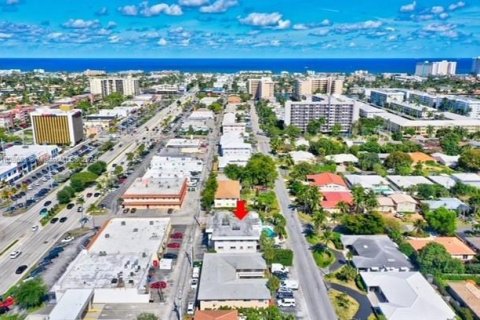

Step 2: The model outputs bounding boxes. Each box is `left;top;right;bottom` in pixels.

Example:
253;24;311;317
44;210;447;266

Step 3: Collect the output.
387;175;433;189
165;138;202;148
124;177;186;196
49;289;93;320
197;253;270;301
54;218;170;293
344;175;389;189
209;211;262;240
4;144;58;159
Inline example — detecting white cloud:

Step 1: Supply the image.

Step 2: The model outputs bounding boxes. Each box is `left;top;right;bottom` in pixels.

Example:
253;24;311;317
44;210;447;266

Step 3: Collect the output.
253;39;282;47
400;1;416;12
109;35;121;43
6;0;19;5
46;32;64;40
335;20;383;33
118;5;138;16
239;12;291;29
431;6;444;14
423;23;455;33
178;0;208;6
448;1;465;11
63;19;100;29
96;7;108;16
320;19;332;26
0;33;13;39
293;24;308;30
439;12;449;19
387;35;398;41
199;0;238;13
158;38;168;45
180;38;190;46
308;29;330;37
141;3;183;16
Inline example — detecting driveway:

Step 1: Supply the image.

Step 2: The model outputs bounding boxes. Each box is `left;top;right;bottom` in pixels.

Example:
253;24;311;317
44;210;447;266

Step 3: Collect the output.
328;282;372;320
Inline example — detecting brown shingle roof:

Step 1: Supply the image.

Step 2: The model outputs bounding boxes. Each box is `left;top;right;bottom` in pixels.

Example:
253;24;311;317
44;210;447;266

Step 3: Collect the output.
408;237;476;256
215;180;241;199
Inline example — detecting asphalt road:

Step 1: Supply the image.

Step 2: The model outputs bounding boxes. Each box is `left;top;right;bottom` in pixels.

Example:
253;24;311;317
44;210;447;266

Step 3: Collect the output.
250;103;338;320
0;92;194;294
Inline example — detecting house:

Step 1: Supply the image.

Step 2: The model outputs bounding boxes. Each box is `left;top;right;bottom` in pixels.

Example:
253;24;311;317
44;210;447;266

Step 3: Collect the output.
206;211;262;253
325;153;359;164
322;192;353;212
451;173;480;189
197;253;270;310
387;175;433;190
307;172;349;192
341;235;413;272
431;152;459;167
389;193;417;213
448;281;480;320
289;151;316;164
408;152;436;164
194;310;239;320
344;175;393;194
377;197;395;213
361;272;456;320
422;198;469;213
214;180;241;208
427;175;457;189
408;237;476;261
464;237;480;252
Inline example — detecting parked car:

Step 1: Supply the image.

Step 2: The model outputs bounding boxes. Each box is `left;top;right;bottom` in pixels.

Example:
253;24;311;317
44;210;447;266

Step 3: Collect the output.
59;217;67;223
186;302;195;315
130;208;137;214
278;298;296;308
163;253;178;259
15;265;28;274
167;208;174;214
191;278;198;290
123;208;130;214
66;203;75;209
77;206;84;212
94;193;100;197
86;193;93;198
61;235;74;243
9;250;21;259
170;232;183;239
167;242;181;249
44;201;52;207
31;225;39;232
50;218;59;224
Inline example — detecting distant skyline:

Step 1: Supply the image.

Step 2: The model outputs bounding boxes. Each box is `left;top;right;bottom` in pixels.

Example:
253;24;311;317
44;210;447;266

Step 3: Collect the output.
0;0;479;58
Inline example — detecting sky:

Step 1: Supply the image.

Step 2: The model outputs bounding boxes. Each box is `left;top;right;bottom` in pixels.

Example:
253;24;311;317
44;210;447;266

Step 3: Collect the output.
0;0;479;58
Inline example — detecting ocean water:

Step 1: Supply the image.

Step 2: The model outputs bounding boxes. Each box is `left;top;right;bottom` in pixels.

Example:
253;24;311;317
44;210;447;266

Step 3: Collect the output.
0;58;474;74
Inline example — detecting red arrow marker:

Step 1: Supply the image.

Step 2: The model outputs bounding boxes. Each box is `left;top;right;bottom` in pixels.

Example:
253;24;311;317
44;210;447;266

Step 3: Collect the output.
234;200;248;220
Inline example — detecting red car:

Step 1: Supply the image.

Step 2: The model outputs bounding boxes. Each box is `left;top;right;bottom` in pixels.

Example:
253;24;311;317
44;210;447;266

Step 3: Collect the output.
167;242;181;249
170;232;183;239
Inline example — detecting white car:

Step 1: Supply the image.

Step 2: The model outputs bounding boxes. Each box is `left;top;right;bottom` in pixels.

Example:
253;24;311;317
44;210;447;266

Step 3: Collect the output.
31;225;39;232
191;278;198;290
9;250;22;259
61;235;74;243
186;302;195;315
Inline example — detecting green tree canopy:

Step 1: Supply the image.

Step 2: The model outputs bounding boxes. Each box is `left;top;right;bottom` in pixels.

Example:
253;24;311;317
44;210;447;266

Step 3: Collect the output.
88;161;107;175
417;242;465;275
136;313;159;320
458;149;480;172
223;164;244;181
358;152;381;171
13;278;47;309
243;154;278;187
342;212;386;235
104;92;125;108
425;207;457;236
70;171;99;192
384;151;413;174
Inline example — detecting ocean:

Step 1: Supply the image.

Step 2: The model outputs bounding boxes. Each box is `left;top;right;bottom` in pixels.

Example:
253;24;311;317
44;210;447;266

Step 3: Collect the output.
0;58;474;74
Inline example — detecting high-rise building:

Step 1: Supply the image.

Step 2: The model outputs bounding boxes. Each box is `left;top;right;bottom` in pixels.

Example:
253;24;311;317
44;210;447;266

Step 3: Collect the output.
415;60;456;77
369;89;405;107
89;76;140;97
30;106;84;146
284;95;359;133
294;77;344;98
247;77;274;100
472;57;480;75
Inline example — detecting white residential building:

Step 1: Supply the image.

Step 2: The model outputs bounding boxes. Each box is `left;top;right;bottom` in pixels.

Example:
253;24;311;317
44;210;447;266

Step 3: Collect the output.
415;60;457;77
219;132;252;169
222;112;246;134
369;89;405;107
89;76;140;97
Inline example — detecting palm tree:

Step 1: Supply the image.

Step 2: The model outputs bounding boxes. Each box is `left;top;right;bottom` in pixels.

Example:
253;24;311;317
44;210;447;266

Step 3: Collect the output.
364;190;379;212
296;185;321;214
76;197;85;206
352;185;366;214
413;219;426;235
312;209;326;234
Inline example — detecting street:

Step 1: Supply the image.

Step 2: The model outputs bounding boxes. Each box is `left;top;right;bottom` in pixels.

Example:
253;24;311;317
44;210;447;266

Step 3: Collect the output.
250;103;337;320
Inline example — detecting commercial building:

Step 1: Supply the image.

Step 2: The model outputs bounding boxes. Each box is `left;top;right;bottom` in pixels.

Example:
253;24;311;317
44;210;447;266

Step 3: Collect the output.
53;217;171;303
294;77;344;97
214;179;241;208
408;237;476;261
403;90;444;108
361;272;456;320
145;156;203;180
388;101;430;119
341;235;413;272
0;163;20;183
189;110;215;120
89;76;140;97
4;144;59;173
83;115;116;137
206;211;262;253
197;253;270;310
122;177;188;209
369;89;405;107
30;107;84;146
222;112;246;134
284;95;358;132
219;132;252;169
48;289;94;320
415;60;457;77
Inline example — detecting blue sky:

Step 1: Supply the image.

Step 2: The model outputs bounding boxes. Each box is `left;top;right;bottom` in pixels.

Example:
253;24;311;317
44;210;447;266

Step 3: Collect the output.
0;0;479;58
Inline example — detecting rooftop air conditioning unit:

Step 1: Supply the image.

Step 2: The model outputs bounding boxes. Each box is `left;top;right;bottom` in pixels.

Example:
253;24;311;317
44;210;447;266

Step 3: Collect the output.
105;234;110;238
121;221;126;226
133;228;138;232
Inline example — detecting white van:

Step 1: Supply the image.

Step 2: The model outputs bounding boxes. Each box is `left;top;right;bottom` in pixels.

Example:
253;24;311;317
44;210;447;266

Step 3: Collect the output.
187;302;195;315
281;280;299;290
278;298;296;308
192;266;200;279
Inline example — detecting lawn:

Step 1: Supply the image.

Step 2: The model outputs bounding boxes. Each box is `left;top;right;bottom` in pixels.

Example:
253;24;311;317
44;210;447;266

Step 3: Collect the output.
328;289;359;320
313;249;335;268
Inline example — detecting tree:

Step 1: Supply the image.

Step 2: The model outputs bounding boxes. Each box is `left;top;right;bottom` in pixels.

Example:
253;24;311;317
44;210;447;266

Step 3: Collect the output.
440;132;461;155
266;275;280;293
415;184;449;200
417;242;465;275
384;151;413;174
335;265;357;282
113;165;124;176
254;191;277;213
306;118;325;135
13;278;47;309
70;171;99;192
331;123;342;137
458;149;480;171
137;313;158;320
284;125;301;140
201;172;217;210
209;101;223;113
358;152;380;171
77;100;92;113
243;154;278;187
104;92;124;108
57;188;73;204
342;212;386;235
223;164;244;181
425;207;457;236
295;185;321;214
312;209;326;234
88;161;107;175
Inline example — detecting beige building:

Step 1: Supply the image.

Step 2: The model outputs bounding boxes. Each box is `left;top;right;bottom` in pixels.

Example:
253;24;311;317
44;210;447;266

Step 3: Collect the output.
197;253;270;310
247;77;274;100
122;177;188;209
294;77;344;97
89;76;140;97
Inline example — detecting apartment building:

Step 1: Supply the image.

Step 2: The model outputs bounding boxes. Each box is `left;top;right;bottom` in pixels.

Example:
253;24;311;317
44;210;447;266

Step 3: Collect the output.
247;77;274;100
369;89;405;107
30;106;84;146
89;76;140;97
473;57;480;75
415;60;457;77
219;132;252;168
222;112;246;134
294;76;344;97
284;95;358;132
